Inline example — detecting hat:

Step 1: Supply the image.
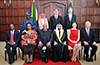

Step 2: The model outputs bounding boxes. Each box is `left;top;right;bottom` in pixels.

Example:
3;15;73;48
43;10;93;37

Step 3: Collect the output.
26;12;31;15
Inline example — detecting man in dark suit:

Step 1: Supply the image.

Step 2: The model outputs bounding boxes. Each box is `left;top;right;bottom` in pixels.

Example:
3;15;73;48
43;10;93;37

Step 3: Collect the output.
38;24;53;63
80;21;98;62
50;8;63;32
5;24;20;64
64;7;76;30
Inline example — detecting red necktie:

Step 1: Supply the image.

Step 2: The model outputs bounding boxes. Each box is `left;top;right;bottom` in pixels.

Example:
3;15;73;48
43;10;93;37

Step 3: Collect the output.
10;31;14;43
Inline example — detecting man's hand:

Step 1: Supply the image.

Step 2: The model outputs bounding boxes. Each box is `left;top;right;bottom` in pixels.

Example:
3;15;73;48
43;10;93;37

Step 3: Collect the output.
38;42;43;47
84;41;89;45
46;42;51;47
54;41;58;45
63;41;67;45
92;42;97;46
9;43;14;46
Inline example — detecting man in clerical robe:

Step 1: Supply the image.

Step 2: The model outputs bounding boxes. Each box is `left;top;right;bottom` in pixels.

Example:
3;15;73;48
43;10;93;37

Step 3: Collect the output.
38;24;53;63
20;12;36;33
36;12;49;33
52;24;69;62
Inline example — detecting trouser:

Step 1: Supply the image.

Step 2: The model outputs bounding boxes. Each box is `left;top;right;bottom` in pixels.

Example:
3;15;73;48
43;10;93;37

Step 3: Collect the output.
84;45;97;58
38;44;51;58
22;44;36;55
6;44;18;61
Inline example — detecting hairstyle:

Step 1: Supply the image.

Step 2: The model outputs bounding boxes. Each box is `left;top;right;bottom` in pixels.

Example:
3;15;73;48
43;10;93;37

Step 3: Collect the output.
71;21;78;28
9;24;14;27
68;7;73;10
26;22;33;31
85;21;91;25
54;8;59;12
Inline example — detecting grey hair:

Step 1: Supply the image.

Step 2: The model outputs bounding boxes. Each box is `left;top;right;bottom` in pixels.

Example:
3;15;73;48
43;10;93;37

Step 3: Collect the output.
85;21;91;25
9;24;14;27
54;8;59;12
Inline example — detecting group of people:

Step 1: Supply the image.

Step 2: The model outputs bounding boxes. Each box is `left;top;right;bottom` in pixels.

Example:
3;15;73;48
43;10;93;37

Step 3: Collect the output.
5;7;98;64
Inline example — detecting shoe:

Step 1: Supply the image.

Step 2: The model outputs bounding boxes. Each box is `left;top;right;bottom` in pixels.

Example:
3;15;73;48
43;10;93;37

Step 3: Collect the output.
86;58;90;62
90;58;93;62
42;58;45;62
45;58;48;63
26;62;30;64
73;58;77;62
9;60;13;64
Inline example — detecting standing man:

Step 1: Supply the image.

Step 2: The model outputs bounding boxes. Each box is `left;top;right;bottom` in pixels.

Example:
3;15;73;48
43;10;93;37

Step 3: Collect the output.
38;24;53;63
50;8;63;32
5;24;20;64
80;21;98;62
64;7;76;30
20;12;36;33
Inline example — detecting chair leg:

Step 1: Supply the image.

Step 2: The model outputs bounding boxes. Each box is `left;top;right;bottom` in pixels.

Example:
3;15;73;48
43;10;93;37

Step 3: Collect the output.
83;52;85;60
95;53;96;60
5;51;7;61
22;52;24;60
18;48;20;56
79;50;80;60
81;48;82;56
15;50;17;60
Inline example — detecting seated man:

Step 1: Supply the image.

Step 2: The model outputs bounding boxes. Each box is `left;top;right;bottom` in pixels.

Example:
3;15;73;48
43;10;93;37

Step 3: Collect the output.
38;24;53;63
5;24;20;64
52;24;69;62
80;21;98;62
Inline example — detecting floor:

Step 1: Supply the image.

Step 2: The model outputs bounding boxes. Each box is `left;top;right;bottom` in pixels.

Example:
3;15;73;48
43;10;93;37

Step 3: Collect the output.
0;42;100;65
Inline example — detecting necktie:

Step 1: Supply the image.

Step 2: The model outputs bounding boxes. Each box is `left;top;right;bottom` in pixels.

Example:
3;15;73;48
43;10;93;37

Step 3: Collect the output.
59;31;61;37
10;31;14;43
87;29;89;36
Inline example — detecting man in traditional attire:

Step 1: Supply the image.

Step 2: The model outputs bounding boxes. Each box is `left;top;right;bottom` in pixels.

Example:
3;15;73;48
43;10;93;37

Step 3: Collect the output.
52;24;69;62
37;12;49;33
20;12;36;33
38;24;53;63
50;8;63;32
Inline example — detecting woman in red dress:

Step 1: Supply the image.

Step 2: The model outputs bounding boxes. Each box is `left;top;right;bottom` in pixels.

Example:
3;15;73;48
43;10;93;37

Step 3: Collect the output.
21;22;38;64
67;21;81;62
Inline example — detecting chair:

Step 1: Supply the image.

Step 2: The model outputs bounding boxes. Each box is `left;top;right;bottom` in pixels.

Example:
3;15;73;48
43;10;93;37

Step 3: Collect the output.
68;45;81;60
81;46;96;60
5;47;20;61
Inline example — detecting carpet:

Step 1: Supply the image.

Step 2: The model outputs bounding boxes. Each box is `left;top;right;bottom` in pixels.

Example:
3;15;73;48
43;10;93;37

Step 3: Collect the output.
23;52;81;65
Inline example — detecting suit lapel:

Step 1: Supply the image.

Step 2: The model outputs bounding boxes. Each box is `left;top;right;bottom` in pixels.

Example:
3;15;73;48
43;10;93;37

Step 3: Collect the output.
84;28;89;37
71;14;73;21
9;31;11;40
14;30;15;42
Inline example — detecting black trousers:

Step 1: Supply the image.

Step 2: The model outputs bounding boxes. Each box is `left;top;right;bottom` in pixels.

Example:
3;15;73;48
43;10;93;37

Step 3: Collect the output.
84;45;98;58
22;44;36;55
6;44;18;61
38;44;51;58
52;44;69;62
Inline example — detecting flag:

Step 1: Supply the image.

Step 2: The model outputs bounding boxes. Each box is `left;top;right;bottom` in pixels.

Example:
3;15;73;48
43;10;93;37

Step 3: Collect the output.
66;1;74;14
30;2;39;23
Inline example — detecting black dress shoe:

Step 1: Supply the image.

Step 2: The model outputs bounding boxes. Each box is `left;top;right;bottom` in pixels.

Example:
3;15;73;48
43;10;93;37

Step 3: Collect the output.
90;58;93;62
29;60;33;64
42;58;45;62
86;58;90;62
9;60;13;64
45;58;48;63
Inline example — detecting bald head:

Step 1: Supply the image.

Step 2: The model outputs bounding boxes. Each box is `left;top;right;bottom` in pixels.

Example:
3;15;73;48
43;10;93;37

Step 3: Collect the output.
43;24;47;30
85;21;91;29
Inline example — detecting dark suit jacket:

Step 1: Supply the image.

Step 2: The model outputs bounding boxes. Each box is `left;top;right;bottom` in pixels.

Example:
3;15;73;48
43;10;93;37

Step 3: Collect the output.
38;29;53;44
50;15;63;31
80;28;97;46
64;14;76;30
5;30;20;46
